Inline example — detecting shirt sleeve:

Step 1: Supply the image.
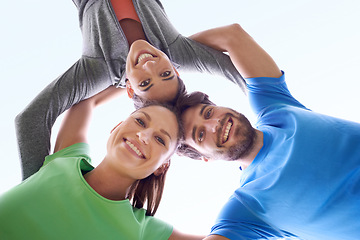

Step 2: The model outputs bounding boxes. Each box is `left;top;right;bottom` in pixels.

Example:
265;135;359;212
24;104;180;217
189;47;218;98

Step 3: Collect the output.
141;215;173;240
169;36;247;93
211;195;286;240
246;71;307;116
43;143;91;167
16;57;111;180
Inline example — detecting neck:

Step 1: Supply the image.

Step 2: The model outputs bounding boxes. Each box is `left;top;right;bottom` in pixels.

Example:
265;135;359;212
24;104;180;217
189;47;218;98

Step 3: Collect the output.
239;130;263;170
119;19;147;46
84;158;135;201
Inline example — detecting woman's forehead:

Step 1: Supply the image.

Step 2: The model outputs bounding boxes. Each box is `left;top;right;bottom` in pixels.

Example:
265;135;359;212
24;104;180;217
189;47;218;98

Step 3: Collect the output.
134;105;178;126
135;105;171;114
138;106;179;140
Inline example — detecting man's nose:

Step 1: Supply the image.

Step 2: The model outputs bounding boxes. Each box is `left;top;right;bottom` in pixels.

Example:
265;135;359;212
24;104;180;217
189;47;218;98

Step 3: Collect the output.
204;119;220;133
136;128;153;144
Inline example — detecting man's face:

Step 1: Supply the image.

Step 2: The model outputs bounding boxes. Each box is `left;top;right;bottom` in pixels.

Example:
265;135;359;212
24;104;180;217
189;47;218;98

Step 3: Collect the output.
181;104;256;161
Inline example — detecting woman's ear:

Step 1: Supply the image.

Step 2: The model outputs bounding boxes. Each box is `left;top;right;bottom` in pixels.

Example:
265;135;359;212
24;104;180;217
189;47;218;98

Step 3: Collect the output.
110;121;123;134
126;80;134;99
154;160;170;176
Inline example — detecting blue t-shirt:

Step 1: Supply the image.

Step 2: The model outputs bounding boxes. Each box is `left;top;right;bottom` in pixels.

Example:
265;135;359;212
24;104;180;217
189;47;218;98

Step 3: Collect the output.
211;72;360;240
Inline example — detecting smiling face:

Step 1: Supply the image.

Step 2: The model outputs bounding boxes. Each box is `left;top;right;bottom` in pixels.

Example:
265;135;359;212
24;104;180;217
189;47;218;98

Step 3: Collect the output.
126;40;179;102
107;105;179;180
182;104;256;161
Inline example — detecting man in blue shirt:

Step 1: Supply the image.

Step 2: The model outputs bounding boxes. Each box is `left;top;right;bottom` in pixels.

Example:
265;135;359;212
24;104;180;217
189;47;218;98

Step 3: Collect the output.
178;24;360;240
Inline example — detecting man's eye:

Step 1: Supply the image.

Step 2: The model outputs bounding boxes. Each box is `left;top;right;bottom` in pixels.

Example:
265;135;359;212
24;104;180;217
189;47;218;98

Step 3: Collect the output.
160;71;171;77
139;79;150;87
135;118;146;127
156;136;165;146
198;130;205;143
204;108;213;119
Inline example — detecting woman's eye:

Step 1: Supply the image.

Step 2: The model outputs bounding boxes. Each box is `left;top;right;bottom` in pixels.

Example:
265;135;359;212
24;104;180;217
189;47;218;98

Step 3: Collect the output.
160;71;171;78
198;130;205;143
204;108;213;119
135;118;146;127
156;136;166;146
139;79;150;87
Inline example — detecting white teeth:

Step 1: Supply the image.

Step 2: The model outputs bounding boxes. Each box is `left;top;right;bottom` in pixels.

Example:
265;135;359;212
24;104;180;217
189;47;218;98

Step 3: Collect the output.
137;53;153;63
223;122;232;142
126;140;144;158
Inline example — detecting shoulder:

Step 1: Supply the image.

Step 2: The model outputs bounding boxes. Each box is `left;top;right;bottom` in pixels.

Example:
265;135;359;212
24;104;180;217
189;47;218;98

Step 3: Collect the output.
131;207;173;240
247;71;307;114
43;143;91;167
246;71;286;89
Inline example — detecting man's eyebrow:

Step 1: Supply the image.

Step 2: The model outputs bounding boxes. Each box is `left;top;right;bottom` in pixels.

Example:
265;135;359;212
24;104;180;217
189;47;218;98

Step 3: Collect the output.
162;75;175;81
200;105;208;116
143;84;154;92
161;129;172;141
191;105;208;142
192;126;197;142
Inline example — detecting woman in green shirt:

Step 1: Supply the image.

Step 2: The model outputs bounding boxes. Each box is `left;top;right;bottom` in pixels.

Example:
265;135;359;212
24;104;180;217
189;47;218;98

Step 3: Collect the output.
0;86;204;240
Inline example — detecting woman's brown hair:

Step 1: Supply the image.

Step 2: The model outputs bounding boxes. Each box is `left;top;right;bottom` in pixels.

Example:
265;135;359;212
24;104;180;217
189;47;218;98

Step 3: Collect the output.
127;164;170;216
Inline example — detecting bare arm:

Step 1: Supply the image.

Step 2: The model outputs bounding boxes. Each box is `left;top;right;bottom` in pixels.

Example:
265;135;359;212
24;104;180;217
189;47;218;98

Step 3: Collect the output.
54;86;124;153
168;228;206;240
189;24;282;79
203;235;230;240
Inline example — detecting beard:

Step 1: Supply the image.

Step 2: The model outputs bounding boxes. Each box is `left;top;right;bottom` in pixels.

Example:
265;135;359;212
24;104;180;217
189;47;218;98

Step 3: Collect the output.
215;112;256;161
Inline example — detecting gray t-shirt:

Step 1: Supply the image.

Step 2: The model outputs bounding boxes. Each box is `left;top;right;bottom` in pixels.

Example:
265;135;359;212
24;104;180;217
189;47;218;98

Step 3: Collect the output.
16;0;245;180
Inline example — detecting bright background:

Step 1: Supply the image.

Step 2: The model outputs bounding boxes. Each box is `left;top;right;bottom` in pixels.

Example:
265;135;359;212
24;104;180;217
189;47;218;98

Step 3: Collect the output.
1;0;360;236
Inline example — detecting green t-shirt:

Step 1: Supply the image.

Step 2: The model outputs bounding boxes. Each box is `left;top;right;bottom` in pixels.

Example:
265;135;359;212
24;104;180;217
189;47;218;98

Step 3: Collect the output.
0;143;173;240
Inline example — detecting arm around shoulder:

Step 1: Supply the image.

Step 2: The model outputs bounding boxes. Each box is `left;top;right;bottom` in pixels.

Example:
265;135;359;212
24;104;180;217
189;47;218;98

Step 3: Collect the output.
53;86;124;153
190;23;282;79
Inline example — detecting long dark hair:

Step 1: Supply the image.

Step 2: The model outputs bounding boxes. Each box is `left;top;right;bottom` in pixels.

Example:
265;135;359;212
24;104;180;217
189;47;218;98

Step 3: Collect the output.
127;164;170;216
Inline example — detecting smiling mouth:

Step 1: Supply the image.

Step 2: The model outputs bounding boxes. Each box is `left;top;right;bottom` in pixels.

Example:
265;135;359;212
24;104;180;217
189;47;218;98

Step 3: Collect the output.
125;139;145;158
222;118;233;144
136;52;156;65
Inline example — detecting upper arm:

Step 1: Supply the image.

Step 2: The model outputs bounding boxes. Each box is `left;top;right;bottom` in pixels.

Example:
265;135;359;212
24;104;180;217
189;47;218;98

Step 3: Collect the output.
53;98;93;153
190;24;282;79
169;34;246;93
168;228;206;240
225;24;281;79
53;86;125;153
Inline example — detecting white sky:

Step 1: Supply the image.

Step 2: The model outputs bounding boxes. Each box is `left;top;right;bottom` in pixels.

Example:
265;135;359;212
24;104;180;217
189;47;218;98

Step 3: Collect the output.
1;0;360;237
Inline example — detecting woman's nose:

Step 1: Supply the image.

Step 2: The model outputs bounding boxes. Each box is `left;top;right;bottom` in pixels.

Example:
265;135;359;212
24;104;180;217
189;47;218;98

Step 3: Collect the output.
136;128;153;144
142;60;156;72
